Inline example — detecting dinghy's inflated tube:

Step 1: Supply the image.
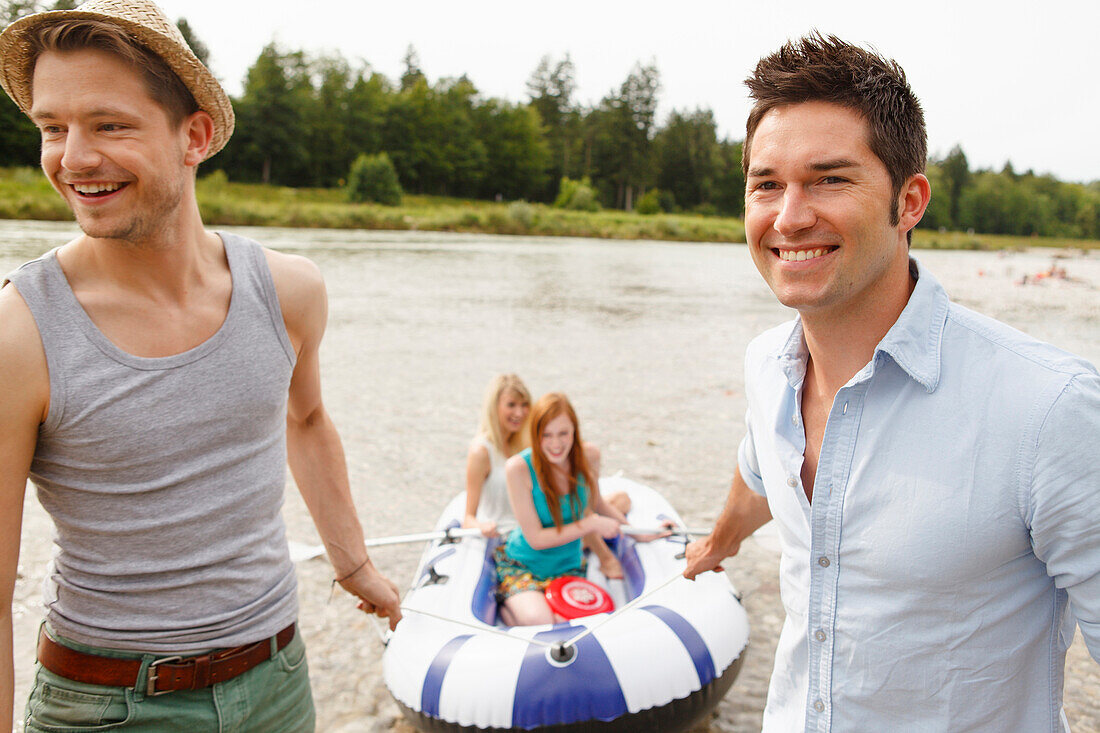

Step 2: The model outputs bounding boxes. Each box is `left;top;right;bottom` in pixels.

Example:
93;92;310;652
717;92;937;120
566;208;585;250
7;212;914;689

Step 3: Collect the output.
382;476;750;732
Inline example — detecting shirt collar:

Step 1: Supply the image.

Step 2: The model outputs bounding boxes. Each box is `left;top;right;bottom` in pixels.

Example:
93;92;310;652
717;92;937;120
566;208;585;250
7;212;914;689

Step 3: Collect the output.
873;258;949;392
772;257;950;393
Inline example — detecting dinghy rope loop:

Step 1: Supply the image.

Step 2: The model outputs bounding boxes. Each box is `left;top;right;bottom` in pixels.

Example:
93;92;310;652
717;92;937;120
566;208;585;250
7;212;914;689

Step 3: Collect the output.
393;569;686;655
558;570;683;650
396;606;562;650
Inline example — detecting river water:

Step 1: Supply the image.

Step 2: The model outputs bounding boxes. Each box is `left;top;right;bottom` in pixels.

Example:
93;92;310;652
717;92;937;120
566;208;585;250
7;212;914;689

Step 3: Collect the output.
4;220;1098;732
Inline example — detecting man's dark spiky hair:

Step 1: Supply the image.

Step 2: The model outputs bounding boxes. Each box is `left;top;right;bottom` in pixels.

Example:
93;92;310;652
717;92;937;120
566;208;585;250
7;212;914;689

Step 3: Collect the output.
743;32;926;225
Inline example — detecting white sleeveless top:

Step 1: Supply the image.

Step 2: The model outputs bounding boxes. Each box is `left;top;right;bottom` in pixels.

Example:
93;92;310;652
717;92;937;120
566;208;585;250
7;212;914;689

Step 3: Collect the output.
473;436;512;523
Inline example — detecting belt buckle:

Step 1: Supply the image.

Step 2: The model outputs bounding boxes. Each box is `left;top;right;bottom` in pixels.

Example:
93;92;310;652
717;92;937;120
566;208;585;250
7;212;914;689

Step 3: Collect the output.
146;656;183;696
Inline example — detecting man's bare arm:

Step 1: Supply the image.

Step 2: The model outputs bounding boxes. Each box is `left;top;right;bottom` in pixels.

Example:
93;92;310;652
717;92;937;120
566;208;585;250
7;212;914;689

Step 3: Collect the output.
0;284;49;728
683;468;772;580
265;250;402;629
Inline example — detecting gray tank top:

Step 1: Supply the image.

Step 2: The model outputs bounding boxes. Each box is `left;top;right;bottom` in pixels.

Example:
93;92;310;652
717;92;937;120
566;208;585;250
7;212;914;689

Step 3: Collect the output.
6;232;299;652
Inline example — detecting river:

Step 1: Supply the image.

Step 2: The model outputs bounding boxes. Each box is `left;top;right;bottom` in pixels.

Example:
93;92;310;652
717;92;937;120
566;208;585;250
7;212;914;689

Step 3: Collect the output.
4;220;1098;732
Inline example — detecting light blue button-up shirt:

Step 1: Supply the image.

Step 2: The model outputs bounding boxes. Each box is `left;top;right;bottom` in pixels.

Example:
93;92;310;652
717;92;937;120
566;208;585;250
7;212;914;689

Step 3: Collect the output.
739;260;1100;732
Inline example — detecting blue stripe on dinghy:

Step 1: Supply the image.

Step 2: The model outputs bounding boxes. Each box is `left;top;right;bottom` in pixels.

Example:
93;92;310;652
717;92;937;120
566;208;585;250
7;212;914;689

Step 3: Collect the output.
471;537;501;625
641;605;715;686
512;626;628;727
618;538;646;601
421;634;475;716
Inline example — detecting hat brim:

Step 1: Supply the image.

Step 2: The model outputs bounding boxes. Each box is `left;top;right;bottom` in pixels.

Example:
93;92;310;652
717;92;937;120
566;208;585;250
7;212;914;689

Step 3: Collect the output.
0;9;234;161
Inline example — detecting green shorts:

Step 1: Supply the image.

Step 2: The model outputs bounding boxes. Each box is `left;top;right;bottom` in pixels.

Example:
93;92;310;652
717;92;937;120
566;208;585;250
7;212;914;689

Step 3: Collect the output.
25;624;315;733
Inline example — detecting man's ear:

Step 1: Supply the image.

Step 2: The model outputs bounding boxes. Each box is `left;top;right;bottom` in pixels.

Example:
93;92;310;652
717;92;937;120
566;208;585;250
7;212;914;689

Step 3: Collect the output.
182;110;215;167
897;173;931;231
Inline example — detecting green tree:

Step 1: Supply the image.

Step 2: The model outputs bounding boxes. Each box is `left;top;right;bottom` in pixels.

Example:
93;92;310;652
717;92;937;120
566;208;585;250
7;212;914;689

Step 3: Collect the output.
635;188;663;215
399;46;426;92
938;144;971;228
655;108;719;211
301;54;356;187
175;17;210;67
553;176;600;211
382;75;486;196
958;170;1055;236
711;139;745;217
0;94;39;167
343;67;391;166
472;99;549;200
345;152;402;205
919;164;953;231
586;62;661;209
219;44;310;185
527;54;579;199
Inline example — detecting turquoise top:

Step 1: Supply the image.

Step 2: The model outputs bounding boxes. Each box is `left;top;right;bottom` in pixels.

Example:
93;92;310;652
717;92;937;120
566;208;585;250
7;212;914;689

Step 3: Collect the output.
504;448;589;579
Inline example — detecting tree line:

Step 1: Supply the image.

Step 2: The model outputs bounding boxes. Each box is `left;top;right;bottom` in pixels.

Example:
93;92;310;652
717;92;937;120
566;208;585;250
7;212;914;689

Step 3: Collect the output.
2;2;1099;236
208;44;749;216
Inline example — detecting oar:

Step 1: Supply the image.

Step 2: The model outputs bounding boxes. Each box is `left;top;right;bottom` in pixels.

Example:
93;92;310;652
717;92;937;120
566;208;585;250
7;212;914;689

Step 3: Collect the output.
357;524;710;546
290;524;712;563
364;526;489;547
620;526;711;538
288;526;494;562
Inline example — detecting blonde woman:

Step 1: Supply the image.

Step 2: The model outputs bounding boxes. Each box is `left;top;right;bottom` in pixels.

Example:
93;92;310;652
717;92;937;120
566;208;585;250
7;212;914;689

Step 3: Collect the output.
463;374;532;537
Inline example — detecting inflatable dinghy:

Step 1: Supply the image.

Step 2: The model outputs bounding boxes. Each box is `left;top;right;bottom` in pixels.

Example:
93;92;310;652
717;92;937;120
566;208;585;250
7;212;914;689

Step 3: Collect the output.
382;475;750;732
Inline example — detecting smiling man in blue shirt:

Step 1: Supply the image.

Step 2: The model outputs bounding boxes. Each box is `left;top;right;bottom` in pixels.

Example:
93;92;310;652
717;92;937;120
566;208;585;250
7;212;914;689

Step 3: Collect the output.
683;34;1100;731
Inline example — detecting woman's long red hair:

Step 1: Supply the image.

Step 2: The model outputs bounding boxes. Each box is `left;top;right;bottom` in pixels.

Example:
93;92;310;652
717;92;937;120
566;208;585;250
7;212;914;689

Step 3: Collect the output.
528;393;596;530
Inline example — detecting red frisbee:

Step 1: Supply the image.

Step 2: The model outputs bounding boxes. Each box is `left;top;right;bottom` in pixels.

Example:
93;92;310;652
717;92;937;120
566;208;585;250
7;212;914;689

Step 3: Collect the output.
545;576;615;619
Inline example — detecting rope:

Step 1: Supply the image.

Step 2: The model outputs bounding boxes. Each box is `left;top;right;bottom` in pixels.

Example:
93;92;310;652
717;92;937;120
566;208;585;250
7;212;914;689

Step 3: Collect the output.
390;569;687;655
397;605;559;650
560;570;684;650
366;612;390;645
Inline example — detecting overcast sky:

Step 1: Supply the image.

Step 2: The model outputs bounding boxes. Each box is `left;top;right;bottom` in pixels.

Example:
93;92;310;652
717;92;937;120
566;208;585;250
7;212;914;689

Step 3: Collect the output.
156;0;1100;183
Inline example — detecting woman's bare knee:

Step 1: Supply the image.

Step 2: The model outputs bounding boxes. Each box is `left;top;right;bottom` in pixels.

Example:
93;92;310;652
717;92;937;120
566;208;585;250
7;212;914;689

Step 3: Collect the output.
504;591;554;626
608;491;631;515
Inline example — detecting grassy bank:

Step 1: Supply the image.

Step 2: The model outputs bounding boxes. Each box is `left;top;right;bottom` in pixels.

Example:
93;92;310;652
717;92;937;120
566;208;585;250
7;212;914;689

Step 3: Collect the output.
3;167;1097;251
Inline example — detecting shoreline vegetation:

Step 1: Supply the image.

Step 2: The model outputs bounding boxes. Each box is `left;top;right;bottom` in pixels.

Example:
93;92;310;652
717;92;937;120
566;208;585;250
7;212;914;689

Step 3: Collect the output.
2;167;1097;251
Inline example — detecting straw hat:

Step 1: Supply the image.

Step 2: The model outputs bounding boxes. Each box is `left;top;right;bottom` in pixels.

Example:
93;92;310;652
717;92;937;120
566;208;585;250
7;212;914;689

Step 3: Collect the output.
0;0;234;159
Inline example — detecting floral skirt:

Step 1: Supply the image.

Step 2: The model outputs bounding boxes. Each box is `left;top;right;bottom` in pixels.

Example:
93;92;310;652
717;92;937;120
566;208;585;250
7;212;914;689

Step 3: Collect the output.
494;545;585;602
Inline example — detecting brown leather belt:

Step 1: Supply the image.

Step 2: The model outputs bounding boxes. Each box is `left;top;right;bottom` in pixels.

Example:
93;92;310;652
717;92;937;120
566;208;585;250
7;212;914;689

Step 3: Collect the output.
37;624;296;696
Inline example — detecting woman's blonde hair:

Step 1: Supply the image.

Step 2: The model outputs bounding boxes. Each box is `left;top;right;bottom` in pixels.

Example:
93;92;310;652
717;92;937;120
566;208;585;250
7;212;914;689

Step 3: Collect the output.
477;374;531;455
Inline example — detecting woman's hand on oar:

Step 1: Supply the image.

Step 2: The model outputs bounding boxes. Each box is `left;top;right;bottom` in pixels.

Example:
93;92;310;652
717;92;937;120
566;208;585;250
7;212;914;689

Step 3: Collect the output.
462;517;499;538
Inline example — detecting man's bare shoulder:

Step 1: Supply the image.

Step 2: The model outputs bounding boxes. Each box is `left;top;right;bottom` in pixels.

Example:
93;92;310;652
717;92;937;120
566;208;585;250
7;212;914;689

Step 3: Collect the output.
0;284;49;419
260;247;327;347
262;247;325;301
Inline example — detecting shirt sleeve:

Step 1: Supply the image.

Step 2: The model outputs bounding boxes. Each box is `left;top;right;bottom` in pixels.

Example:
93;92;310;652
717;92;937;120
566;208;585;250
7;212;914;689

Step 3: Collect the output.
738;407;766;498
1026;371;1100;662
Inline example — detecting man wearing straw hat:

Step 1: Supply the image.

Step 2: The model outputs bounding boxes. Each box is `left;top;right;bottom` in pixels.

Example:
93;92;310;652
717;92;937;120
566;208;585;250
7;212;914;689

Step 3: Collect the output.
0;0;401;729
683;34;1099;731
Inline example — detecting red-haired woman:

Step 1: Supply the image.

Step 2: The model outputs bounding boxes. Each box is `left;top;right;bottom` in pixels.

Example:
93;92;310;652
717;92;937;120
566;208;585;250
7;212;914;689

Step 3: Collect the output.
495;393;628;626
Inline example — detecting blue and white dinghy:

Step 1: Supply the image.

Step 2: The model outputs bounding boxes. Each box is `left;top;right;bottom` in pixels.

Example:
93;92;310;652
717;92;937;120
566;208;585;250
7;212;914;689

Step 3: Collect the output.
381;475;750;732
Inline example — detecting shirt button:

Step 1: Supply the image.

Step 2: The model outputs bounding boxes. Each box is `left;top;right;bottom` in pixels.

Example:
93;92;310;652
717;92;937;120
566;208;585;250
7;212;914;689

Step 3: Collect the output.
818;556;830;567
791;414;798;425
786;476;798;488
814;630;826;641
842;401;848;414
814;700;825;713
